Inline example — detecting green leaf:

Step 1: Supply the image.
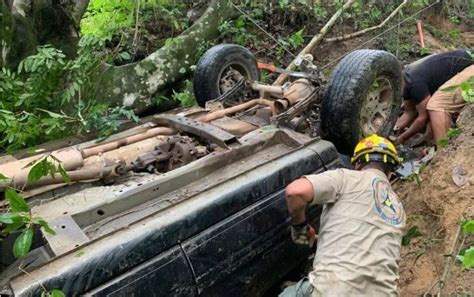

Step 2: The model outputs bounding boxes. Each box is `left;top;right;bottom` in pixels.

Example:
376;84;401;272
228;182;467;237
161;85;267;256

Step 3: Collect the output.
457;246;474;269
41;289;65;297
402;226;421;246
27;158;48;183
0;212;22;224
50;289;65;297
57;164;71;184
119;52;131;60
462;220;474;235
27;157;60;183
4;215;27;233
438;137;448;147
36;219;56;235
446;127;461;138
5;188;30;213
0;173;8;180
36;109;66;119
13;228;33;258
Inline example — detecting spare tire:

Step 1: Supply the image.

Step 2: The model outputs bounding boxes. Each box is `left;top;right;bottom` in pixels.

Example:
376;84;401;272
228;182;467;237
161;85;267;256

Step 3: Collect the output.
321;50;402;155
193;44;260;107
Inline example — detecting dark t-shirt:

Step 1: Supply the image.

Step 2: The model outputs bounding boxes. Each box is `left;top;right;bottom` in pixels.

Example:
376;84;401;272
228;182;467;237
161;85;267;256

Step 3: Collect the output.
403;49;474;104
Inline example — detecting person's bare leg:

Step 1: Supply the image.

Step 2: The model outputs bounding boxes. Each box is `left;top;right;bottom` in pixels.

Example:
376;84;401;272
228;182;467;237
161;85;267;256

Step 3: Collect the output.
428;110;452;144
395;100;417;131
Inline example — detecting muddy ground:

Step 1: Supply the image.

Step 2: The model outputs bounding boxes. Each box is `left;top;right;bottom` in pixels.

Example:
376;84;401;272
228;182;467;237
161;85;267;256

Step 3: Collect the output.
395;104;474;296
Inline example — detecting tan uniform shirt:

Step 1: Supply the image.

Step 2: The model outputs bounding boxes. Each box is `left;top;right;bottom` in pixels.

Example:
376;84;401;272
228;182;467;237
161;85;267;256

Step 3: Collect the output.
304;168;406;297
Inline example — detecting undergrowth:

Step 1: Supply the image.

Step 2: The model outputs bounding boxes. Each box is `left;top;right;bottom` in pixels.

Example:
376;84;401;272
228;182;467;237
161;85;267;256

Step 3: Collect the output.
0;36;138;152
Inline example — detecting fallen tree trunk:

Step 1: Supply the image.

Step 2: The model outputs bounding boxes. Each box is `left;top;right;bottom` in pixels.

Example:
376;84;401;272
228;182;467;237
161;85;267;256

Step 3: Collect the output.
92;0;235;113
0;0;87;69
1;0;235;114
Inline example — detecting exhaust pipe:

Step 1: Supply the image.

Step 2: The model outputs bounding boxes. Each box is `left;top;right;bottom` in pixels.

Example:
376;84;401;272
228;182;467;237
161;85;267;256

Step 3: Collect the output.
274;79;315;114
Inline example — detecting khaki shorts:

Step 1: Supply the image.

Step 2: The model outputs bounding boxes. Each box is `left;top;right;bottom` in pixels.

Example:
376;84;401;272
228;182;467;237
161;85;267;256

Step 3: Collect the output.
426;64;474;114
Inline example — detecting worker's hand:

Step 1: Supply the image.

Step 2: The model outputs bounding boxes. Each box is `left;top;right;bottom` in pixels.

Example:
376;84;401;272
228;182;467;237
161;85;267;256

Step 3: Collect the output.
395;135;405;145
290;223;317;247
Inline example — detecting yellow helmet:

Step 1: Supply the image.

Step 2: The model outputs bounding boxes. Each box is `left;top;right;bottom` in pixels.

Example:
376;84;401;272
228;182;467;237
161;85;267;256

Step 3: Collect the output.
351;134;401;165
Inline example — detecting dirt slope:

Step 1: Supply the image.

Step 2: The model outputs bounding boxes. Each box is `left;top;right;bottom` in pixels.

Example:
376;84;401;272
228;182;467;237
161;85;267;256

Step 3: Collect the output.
396;104;474;296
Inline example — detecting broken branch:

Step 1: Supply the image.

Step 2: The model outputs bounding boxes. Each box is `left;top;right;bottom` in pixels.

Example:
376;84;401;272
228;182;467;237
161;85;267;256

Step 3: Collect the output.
273;0;356;86
324;0;408;43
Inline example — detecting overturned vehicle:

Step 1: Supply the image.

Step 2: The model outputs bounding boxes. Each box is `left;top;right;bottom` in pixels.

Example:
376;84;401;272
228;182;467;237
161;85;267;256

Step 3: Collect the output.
0;45;402;296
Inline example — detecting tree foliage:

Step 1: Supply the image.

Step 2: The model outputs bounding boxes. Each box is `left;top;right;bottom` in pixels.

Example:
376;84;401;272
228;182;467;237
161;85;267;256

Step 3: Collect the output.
0;36;138;152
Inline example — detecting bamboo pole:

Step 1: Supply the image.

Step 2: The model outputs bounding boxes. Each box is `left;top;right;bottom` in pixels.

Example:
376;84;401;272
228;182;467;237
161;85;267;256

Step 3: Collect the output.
272;0;356;86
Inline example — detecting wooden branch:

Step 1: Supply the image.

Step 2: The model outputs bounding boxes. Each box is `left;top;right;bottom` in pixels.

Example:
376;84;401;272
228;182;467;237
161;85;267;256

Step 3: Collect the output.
132;0;141;51
324;0;408;43
272;0;356;86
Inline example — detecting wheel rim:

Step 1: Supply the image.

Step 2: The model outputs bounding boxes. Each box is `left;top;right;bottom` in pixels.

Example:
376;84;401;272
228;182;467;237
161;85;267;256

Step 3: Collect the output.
359;76;394;136
217;63;249;96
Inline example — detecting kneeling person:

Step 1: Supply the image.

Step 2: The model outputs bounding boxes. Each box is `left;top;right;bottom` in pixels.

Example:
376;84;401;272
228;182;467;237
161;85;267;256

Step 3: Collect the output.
396;49;474;145
281;135;406;297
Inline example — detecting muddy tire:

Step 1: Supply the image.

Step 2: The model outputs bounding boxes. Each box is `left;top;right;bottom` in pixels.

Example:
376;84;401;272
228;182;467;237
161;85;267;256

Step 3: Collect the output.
321;50;402;155
193;44;260;107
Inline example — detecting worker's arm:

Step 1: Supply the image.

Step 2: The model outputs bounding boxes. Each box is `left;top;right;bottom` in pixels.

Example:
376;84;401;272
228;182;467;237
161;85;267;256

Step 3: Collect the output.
396;96;430;144
285;178;315;247
285;178;314;225
395;100;417;131
285;171;343;247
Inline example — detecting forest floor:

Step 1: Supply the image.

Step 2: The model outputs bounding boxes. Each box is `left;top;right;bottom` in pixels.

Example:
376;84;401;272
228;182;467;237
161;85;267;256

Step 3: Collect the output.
395;103;474;296
387;15;474;297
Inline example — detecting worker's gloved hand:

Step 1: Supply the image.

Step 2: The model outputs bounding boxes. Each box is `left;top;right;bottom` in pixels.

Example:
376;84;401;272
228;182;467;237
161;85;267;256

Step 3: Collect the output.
291;222;317;247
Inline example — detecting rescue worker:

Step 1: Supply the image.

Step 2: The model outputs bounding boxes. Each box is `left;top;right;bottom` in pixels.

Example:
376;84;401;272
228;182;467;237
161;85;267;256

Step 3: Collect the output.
281;134;406;297
395;49;474;145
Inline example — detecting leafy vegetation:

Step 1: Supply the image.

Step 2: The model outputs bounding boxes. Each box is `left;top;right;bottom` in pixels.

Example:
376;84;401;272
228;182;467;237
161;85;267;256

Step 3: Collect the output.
41;289;66;297
402;226;422;246
0;157;71;259
81;0;190;40
81;0;190;64
81;0;136;40
0;36;138;152
438;127;462;147
457;219;474;270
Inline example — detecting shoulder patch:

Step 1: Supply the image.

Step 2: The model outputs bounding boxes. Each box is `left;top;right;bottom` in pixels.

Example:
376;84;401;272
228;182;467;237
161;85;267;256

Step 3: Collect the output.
372;177;403;225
